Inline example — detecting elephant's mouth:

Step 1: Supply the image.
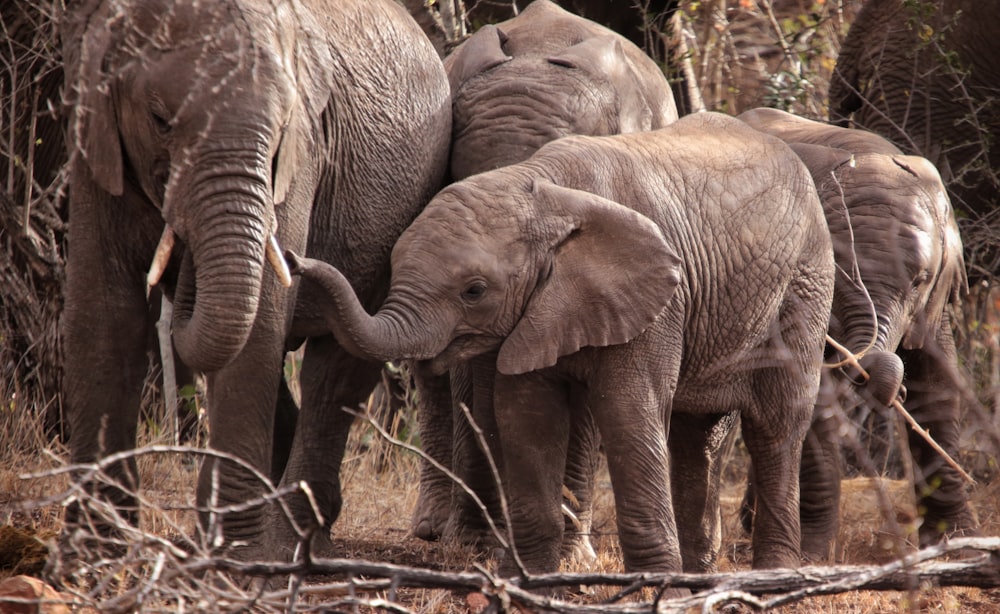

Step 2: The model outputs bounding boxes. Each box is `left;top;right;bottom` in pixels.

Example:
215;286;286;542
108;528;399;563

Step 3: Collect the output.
427;334;504;375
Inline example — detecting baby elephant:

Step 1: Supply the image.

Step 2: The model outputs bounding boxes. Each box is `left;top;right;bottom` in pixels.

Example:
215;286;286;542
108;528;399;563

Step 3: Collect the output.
288;112;834;574
738;108;978;560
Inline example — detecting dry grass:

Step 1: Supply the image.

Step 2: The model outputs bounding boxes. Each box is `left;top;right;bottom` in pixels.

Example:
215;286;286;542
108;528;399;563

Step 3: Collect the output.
2;398;998;611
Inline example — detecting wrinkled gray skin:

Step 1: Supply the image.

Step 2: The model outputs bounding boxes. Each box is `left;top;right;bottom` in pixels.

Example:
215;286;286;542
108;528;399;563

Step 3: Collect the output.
737;108;977;560
446;0;677;178
411;0;678;555
60;0;450;559
289;112;835;574
829;0;1000;278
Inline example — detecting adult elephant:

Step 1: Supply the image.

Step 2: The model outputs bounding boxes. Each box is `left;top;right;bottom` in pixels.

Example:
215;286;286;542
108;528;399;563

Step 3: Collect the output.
289;112;835;574
411;0;679;554
60;0;451;560
829;0;1000;279
737;108;977;560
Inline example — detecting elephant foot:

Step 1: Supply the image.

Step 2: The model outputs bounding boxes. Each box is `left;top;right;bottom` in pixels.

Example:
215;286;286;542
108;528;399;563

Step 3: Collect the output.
560;532;597;568
800;533;834;563
410;484;452;542
918;514;981;551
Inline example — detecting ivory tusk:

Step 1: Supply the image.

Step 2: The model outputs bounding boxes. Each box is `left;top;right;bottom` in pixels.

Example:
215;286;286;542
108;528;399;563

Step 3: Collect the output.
267;234;293;288
147;225;176;288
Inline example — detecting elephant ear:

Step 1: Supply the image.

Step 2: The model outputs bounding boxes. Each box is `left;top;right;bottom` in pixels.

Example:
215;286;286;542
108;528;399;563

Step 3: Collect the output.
75;16;124;196
787;142;855;187
497;180;682;375
444;25;512;94
898;156;968;350
547;36;653;133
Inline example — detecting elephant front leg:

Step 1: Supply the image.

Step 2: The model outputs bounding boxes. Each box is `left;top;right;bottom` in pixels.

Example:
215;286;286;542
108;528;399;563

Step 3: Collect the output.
560;392;600;566
450;353;506;547
410;365;456;542
898;321;979;547
61;203;159;551
270;334;383;560
493;372;571;576
196;304;289;557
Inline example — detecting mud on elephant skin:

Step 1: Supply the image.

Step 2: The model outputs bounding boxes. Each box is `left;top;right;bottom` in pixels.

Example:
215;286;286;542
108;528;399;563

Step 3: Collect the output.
737;108;978;561
59;0;451;560
410;0;679;553
289;112;835;575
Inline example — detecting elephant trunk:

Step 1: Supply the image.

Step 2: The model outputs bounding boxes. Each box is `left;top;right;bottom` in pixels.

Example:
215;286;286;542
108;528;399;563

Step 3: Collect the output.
285;252;439;363
834;291;904;407
169;151;272;373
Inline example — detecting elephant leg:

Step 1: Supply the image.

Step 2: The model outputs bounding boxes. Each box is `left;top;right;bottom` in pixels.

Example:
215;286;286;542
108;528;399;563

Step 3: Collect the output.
898;320;979;546
410;364;455;541
62;202;159;547
589;349;678;574
270;374;300;486
798;402;843;562
560;392;600;566
669;411;739;572
272;334;382;559
196;321;286;555
741;403;807;569
493;371;571;576
449;353;504;546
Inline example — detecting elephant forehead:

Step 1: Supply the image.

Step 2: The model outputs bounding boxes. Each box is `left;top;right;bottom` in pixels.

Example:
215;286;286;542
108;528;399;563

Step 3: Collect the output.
397;191;530;262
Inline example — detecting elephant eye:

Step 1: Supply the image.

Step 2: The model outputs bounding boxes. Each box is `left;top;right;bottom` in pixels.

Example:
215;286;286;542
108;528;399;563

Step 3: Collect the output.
151;111;171;134
461;281;487;304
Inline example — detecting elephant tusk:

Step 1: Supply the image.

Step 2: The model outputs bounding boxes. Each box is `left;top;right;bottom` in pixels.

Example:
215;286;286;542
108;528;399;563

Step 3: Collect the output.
147;225;176;289
267;234;293;288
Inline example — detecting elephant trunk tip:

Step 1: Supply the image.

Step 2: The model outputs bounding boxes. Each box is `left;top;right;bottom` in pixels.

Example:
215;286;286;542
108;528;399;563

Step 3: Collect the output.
285;249;306;276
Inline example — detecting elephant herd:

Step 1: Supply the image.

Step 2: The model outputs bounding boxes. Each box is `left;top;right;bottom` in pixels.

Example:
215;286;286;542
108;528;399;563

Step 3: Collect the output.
58;0;987;580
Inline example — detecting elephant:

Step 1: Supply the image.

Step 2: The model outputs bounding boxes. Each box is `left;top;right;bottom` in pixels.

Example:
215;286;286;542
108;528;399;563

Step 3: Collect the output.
410;0;679;554
829;0;1000;279
287;111;835;574
737;107;978;560
445;0;677;180
59;0;451;560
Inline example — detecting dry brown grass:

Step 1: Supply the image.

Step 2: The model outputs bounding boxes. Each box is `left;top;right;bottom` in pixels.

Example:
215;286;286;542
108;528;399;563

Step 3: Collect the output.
4;399;998;612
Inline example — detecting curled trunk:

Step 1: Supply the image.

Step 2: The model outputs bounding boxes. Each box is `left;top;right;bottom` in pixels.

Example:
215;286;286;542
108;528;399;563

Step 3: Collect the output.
169;154;272;373
286;252;438;363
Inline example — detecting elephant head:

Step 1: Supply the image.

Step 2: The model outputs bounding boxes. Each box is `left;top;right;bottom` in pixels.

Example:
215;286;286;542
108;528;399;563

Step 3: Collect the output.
798;143;965;406
445;0;677;180
286;174;680;375
740;109;966;408
64;0;306;372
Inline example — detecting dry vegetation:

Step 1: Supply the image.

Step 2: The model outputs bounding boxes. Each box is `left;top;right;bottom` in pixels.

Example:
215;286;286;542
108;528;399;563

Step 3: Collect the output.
3;0;1000;612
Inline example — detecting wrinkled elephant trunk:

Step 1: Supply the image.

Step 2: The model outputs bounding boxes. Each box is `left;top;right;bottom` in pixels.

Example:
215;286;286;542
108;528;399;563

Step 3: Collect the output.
285;252;441;363
170;178;270;373
855;351;904;407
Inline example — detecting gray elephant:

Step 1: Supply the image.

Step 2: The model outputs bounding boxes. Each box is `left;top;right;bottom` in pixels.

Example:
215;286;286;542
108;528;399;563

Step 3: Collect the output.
829;0;1000;278
446;0;677;178
737;108;977;560
288;112;835;574
60;0;451;559
410;0;679;552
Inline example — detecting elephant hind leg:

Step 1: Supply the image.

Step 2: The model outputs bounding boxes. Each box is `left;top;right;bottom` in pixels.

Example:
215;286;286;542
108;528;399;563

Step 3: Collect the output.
669;411;739;572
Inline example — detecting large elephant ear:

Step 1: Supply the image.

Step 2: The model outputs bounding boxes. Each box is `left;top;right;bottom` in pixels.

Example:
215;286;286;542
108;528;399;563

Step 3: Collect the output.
898;156;968;349
497;180;682;375
547;36;652;133
75;16;124;196
444;25;512;94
